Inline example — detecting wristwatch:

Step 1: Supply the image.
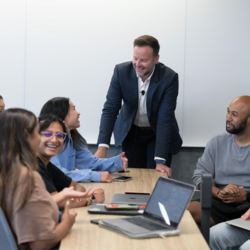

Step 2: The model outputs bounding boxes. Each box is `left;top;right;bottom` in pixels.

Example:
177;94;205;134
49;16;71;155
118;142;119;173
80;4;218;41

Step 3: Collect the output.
89;195;96;202
156;160;166;165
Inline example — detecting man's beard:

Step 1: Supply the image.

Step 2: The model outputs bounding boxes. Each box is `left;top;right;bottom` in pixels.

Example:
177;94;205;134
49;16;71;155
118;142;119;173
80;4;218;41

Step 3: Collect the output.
133;65;152;78
226;118;248;134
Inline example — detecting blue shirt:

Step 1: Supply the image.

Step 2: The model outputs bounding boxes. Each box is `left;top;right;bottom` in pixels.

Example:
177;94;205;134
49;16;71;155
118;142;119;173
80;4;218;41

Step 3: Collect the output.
50;133;123;182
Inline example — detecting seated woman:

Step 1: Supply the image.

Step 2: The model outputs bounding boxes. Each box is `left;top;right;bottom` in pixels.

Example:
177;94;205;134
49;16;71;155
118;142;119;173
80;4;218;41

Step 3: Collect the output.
0;108;88;250
39;97;128;183
37;114;105;207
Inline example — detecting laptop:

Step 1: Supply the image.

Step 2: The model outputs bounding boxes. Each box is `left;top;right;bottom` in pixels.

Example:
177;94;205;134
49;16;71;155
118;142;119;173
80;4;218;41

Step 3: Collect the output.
226;218;250;231
111;194;150;205
98;176;195;239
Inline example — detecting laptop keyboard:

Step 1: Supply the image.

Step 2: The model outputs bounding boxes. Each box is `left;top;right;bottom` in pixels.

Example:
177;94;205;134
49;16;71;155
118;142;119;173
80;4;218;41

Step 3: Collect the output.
122;216;170;231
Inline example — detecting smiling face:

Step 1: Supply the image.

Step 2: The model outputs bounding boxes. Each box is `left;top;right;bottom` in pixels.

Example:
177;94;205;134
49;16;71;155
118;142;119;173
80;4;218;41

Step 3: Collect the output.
132;46;159;82
226;98;250;134
37;121;65;160
64;101;80;132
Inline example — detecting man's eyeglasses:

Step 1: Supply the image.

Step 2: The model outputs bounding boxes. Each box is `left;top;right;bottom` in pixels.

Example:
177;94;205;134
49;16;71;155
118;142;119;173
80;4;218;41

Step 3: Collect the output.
40;131;67;141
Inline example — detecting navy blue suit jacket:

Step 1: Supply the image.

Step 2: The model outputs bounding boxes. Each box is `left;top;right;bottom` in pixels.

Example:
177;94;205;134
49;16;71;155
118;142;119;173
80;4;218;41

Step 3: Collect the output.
97;61;182;160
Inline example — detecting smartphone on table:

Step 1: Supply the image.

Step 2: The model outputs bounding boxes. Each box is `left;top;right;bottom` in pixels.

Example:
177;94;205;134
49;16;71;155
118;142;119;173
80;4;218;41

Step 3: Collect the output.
113;176;133;182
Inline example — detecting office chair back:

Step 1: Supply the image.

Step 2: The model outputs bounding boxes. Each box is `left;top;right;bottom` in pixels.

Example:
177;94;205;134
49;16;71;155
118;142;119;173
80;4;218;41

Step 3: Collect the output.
0;207;18;250
200;173;212;244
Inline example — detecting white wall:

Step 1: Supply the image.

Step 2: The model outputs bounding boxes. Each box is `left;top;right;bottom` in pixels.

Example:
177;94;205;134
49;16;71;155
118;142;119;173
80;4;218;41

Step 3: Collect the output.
0;0;26;108
1;0;249;146
183;0;250;146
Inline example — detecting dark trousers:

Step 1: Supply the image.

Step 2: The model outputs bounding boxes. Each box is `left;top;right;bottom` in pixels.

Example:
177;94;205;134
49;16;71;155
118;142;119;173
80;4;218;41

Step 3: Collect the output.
122;124;172;169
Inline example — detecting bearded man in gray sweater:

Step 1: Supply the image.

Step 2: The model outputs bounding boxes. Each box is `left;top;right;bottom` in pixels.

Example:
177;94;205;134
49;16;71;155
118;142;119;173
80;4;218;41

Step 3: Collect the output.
188;95;250;227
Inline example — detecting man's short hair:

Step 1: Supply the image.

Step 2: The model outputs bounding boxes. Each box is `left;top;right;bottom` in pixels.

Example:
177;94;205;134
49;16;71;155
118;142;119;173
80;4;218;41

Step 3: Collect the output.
134;35;160;58
0;95;3;100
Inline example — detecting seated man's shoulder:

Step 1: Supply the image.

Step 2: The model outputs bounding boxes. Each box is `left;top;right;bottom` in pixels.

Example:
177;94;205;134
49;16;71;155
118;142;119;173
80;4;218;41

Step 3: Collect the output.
208;132;233;146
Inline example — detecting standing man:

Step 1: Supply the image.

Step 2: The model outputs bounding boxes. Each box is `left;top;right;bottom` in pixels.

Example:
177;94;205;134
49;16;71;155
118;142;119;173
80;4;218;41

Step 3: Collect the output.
0;95;5;112
95;35;182;177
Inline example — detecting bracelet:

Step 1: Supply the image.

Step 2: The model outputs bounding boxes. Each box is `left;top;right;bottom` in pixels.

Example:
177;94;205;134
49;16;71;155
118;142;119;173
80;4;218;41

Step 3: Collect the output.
217;190;221;196
85;198;92;206
85;198;89;206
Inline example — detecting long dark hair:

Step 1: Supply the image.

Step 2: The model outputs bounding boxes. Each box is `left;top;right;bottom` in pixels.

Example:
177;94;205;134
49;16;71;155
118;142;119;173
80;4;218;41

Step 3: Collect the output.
0;108;39;218
40;97;87;150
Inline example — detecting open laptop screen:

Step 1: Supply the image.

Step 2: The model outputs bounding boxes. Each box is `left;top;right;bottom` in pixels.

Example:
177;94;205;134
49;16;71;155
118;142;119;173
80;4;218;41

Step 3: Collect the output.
144;177;195;228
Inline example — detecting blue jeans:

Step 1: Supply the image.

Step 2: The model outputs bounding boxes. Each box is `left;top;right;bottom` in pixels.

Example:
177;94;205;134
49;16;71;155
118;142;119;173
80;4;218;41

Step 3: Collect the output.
210;222;250;250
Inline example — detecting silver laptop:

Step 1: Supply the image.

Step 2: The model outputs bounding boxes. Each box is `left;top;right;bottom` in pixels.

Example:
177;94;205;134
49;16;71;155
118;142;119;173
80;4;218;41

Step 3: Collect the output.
99;177;195;239
226;218;250;231
111;194;150;205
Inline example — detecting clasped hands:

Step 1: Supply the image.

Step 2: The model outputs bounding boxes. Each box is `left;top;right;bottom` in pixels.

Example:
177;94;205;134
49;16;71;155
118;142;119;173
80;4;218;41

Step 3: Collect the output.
217;184;250;221
217;183;246;203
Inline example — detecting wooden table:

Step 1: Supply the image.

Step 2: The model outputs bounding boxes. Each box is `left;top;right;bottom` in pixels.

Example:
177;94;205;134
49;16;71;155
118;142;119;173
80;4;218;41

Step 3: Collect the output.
60;169;209;250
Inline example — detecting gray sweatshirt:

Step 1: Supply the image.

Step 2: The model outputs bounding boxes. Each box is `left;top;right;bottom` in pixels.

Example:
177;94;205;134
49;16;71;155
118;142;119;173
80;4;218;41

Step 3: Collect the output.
193;132;250;190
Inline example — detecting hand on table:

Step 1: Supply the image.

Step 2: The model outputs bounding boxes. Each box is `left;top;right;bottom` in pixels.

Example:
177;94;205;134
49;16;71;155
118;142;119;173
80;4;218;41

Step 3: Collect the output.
93;188;105;203
156;164;171;178
100;171;113;183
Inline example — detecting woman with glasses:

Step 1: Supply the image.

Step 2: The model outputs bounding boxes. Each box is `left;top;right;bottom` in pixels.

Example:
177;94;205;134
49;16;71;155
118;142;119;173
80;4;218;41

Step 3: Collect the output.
39;97;128;183
37;114;105;206
0;109;91;250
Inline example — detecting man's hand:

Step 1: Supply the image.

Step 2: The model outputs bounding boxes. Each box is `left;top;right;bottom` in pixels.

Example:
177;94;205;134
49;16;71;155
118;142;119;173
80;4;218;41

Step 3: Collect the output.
156;164;171;178
94;146;107;158
218;184;246;203
100;171;113;183
242;208;250;220
120;152;128;171
93;188;105;203
222;183;242;197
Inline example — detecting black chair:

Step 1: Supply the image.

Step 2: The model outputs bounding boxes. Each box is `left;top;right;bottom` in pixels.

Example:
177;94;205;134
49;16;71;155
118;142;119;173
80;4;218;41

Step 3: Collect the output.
0;207;18;250
200;173;212;244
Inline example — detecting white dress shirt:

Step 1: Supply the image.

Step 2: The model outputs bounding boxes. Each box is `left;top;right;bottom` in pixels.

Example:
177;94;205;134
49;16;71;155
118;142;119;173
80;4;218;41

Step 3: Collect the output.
133;67;154;127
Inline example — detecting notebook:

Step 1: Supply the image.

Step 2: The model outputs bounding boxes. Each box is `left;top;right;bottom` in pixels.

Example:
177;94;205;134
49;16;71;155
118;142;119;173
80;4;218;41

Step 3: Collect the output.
111;194;150;205
98;176;195;239
88;203;145;216
226;218;250;231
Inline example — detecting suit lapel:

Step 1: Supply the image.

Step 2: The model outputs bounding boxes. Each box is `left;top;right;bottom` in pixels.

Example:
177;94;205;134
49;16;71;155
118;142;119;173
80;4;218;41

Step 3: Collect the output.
147;64;160;118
